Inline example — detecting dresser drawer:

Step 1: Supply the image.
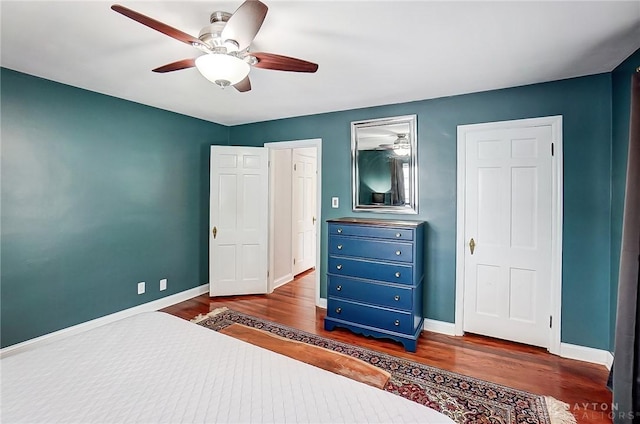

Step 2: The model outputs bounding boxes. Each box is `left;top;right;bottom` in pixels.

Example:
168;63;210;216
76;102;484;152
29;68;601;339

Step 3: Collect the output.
328;276;413;310
329;236;413;263
328;223;413;241
327;299;413;334
328;256;413;285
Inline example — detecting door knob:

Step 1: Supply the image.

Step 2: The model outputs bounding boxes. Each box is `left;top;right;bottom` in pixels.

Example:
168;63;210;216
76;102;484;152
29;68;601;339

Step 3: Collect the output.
212;226;217;239
469;237;476;255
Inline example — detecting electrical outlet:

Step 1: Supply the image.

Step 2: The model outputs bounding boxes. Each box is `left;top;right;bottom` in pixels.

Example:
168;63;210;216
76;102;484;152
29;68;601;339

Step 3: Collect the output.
331;197;339;208
137;281;145;295
160;278;167;291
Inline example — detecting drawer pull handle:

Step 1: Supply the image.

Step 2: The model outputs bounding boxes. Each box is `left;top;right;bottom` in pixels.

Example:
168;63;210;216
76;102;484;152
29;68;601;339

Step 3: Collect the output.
395;271;401;278
394;295;400;301
395;232;401;238
336;264;343;270
336;307;342;314
395;250;401;256
337;228;343;234
336;285;342;291
337;244;343;250
394;320;400;326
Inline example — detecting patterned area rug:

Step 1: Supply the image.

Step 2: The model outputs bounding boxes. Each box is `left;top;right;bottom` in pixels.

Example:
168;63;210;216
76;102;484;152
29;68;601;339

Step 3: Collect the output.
193;308;576;424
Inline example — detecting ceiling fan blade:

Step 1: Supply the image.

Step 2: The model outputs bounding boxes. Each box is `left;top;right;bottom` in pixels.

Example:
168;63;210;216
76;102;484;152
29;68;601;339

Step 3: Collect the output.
234;76;252;92
221;0;268;51
111;4;204;48
152;58;196;73
252;53;318;73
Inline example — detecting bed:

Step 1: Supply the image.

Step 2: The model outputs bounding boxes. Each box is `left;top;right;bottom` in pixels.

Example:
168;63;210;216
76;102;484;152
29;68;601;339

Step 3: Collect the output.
1;312;453;423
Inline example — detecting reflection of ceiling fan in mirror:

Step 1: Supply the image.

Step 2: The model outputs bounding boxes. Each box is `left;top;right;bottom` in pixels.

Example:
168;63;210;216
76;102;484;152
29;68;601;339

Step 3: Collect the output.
111;0;318;92
377;134;411;156
357;122;411;153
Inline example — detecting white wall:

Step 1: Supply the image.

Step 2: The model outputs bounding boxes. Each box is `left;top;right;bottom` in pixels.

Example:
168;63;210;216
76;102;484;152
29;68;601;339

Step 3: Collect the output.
270;149;294;288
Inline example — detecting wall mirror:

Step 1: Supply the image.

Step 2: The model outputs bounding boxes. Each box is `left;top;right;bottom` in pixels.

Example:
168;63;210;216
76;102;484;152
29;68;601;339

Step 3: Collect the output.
351;115;418;213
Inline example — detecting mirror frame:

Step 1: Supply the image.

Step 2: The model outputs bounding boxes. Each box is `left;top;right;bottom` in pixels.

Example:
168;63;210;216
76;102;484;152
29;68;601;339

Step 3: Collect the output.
351;114;418;214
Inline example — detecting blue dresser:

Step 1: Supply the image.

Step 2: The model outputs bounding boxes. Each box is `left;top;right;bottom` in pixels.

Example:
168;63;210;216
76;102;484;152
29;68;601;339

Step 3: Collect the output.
324;218;425;352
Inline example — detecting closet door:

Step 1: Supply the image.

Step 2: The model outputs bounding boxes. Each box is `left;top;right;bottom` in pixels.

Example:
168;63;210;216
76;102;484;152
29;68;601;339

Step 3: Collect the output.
460;121;555;348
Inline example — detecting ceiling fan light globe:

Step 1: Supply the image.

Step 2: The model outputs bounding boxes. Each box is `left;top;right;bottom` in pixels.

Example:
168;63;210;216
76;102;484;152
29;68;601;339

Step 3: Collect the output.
393;147;410;156
392;133;411;156
195;54;250;88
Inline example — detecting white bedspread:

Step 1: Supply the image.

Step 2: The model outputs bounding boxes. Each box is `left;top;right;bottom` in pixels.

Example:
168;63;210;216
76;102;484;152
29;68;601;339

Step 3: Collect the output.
1;312;453;423
0;312;452;423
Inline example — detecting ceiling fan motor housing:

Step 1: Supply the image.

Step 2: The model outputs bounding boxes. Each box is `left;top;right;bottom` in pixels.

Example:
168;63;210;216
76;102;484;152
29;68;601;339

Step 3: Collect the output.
198;11;239;53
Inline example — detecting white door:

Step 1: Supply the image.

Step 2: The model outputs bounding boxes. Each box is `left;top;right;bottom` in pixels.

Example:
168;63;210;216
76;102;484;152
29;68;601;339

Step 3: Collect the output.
460;122;554;348
209;146;268;296
292;148;317;275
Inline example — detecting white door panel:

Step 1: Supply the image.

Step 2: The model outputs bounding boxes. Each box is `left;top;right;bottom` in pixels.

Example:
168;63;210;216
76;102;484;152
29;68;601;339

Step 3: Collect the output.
292;148;317;275
462;124;553;348
210;146;268;296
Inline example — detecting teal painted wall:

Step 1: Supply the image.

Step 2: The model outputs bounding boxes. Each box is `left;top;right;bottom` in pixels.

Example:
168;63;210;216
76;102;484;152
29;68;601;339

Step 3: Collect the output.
1;65;622;351
357;150;395;205
230;74;613;350
0;68;229;348
610;48;640;350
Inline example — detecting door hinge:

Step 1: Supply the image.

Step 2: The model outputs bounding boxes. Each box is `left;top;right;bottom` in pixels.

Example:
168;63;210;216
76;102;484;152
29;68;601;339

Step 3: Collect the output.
551;143;554;156
549;315;553;328
267;270;269;278
294;163;297;171
293;258;296;265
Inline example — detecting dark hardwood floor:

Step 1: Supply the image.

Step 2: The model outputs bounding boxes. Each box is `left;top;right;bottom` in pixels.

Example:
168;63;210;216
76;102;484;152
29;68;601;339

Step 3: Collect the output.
161;270;612;424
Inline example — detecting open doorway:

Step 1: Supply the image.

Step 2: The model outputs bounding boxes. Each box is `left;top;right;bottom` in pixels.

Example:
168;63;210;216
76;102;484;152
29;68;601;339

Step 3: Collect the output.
265;139;322;307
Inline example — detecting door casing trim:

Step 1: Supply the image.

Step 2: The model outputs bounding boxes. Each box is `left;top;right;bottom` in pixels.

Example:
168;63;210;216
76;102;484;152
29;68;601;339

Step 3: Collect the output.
455;116;563;355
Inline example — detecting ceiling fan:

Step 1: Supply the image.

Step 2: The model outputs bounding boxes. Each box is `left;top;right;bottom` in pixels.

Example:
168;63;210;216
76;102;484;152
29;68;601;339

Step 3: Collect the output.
377;134;411;156
111;0;318;92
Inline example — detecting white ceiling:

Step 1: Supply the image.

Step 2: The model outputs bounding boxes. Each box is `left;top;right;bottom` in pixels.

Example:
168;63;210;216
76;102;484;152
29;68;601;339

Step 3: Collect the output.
1;1;639;126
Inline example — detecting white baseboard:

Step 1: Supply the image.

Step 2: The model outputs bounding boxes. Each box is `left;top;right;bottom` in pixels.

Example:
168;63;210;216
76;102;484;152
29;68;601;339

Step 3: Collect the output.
311;306;458;336
248;296;616;370
317;297;327;309
423;318;457;336
560;342;613;369
0;284;209;359
605;351;614;370
273;274;294;290
421;325;612;368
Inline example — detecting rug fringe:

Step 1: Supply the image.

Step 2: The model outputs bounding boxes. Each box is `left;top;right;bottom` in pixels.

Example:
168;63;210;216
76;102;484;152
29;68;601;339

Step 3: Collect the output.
191;307;228;323
544;396;577;424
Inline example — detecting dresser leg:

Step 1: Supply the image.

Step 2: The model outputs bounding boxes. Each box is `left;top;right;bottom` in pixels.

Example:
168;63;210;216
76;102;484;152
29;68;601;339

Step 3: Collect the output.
402;339;417;353
324;321;336;331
